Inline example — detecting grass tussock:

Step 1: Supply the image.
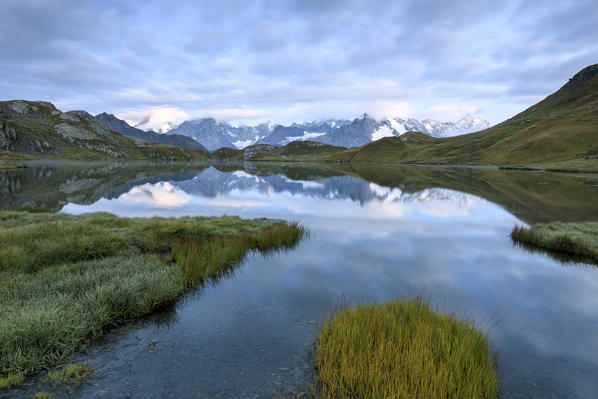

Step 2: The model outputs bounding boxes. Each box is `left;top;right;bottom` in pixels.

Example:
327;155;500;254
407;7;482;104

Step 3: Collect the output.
34;392;55;399
0;211;303;386
46;362;95;389
511;222;598;262
0;373;24;389
307;298;498;399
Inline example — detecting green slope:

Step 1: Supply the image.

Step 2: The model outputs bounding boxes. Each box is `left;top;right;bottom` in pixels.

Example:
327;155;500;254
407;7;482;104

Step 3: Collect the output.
212;140;346;162
0;100;209;162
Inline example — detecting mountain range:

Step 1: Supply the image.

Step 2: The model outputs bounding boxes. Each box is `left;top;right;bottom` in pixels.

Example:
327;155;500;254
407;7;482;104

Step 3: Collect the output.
1;63;596;172
130;113;489;151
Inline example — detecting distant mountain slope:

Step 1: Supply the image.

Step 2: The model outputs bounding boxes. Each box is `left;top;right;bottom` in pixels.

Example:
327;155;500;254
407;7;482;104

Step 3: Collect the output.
168;118;236;151
317;114;380;147
0;100;208;161
95;113;207;151
165;118;274;151
324;64;598;170
257;120;350;146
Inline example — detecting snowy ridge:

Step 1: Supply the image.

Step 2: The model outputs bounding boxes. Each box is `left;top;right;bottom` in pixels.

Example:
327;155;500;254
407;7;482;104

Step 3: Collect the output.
132;113;490;150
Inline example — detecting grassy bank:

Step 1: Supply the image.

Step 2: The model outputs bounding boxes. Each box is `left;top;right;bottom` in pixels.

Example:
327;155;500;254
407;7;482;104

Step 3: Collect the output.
511;222;598;262
0;211;303;384
290;298;498;398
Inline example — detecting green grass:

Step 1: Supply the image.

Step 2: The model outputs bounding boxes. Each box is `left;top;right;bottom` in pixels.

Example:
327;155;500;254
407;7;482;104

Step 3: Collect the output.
34;392;55;399
0;373;24;389
291;298;499;399
0;211;303;385
173;222;303;287
46;362;95;389
511;222;598;262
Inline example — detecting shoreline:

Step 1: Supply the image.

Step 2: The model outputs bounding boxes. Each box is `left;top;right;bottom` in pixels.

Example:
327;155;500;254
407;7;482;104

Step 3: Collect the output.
2;156;597;174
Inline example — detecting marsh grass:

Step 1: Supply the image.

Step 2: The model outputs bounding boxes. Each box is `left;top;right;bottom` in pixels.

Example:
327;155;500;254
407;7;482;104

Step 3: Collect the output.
46;362;95;389
34;393;55;399
511;222;598;263
0;211;295;273
173;222;304;287
0;373;24;389
0;253;181;377
0;211;303;386
290;298;499;399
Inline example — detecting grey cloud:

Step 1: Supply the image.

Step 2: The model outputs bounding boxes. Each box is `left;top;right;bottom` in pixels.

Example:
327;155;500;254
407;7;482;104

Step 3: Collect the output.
0;0;596;124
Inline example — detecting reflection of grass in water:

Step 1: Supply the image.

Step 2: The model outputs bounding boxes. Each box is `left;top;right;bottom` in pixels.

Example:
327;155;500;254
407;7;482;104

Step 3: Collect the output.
173;222;304;287
0;211;304;387
284;298;499;399
511;222;598;264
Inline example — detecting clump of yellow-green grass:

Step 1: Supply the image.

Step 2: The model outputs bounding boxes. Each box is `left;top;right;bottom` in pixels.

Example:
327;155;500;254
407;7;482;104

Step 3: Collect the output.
511;222;598;263
0;373;24;389
34;392;55;399
46;362;95;390
0;211;303;387
304;298;499;399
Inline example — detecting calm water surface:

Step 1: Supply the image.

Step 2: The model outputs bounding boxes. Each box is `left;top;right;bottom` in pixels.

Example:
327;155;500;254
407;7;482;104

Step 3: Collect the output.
3;162;598;399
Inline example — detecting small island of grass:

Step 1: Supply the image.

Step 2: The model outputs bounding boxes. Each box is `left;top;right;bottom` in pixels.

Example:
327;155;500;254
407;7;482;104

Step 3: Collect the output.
511;222;598;263
0;210;303;387
289;298;499;398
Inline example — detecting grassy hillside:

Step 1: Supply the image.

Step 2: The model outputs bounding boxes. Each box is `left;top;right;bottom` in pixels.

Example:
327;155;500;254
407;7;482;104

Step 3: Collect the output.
0;100;209;162
212;140;346;162
324;64;598;171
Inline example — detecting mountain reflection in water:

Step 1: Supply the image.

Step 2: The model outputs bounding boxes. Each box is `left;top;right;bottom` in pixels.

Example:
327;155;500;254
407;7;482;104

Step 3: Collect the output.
3;162;598;399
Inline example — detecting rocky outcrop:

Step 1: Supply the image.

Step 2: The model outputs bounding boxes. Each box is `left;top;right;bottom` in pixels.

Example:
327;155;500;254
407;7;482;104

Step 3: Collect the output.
0;120;17;150
243;144;277;160
566;64;598;93
286;140;328;148
0;100;131;157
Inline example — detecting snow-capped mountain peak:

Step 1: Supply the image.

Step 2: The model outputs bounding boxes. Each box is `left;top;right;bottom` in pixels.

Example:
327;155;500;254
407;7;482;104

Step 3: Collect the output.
152;113;490;150
454;114;490;133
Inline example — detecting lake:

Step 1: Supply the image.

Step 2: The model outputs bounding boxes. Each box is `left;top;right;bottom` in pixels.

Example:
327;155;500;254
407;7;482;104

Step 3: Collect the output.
3;161;598;399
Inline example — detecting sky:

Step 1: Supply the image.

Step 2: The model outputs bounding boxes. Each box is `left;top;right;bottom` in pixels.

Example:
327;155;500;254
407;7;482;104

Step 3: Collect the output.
1;0;597;128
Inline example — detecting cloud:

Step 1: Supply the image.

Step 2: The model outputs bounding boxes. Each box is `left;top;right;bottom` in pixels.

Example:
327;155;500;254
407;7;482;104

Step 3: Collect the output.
422;105;481;122
1;0;597;125
117;106;190;131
